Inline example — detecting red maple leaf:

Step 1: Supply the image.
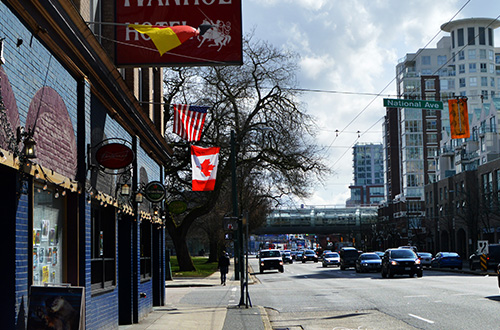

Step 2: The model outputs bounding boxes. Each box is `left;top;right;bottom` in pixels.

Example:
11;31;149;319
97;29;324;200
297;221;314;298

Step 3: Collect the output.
199;159;215;177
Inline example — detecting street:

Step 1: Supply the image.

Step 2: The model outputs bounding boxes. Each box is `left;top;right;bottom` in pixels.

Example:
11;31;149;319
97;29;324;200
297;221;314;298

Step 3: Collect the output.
168;257;500;330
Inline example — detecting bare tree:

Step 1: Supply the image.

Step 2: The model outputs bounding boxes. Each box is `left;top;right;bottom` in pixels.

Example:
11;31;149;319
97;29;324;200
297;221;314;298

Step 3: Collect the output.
163;36;329;271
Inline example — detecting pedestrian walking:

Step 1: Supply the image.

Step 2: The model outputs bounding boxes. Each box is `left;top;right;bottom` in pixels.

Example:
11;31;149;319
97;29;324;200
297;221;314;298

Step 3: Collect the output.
218;251;230;285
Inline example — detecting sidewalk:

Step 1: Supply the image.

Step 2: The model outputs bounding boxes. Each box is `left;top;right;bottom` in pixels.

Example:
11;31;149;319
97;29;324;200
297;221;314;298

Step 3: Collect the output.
119;265;271;330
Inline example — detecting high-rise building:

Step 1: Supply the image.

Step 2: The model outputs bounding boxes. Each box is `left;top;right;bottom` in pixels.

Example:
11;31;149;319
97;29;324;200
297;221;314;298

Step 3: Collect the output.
380;18;500;249
348;143;384;206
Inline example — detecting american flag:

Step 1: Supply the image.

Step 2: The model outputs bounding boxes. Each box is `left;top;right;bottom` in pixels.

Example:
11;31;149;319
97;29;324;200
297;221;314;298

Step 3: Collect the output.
172;104;209;142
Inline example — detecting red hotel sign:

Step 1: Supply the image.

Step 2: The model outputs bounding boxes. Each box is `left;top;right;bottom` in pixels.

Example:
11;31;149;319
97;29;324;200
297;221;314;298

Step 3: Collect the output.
115;0;242;67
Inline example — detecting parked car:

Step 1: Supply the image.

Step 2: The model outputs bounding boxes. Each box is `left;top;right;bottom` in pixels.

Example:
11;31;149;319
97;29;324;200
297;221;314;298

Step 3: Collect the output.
431;252;463;270
290;250;298;260
322;252;340;267
469;244;500;270
381;248;423;278
355;253;382;273
302;249;318;263
417;252;433;268
282;250;293;264
339;247;360;270
259;249;284;273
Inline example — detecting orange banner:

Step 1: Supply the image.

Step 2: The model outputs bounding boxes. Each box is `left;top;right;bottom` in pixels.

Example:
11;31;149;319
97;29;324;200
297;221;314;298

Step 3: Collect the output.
448;98;470;139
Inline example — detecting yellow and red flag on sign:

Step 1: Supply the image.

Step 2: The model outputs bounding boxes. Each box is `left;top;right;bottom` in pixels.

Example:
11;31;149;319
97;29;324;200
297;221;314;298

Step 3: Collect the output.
448;98;470;139
128;24;199;56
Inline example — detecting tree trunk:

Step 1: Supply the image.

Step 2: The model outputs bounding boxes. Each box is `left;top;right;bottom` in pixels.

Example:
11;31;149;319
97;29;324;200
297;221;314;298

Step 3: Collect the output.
208;237;219;263
171;230;195;272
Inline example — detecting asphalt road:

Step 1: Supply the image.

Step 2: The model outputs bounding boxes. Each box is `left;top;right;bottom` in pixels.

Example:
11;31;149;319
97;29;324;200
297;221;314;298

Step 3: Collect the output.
248;258;500;330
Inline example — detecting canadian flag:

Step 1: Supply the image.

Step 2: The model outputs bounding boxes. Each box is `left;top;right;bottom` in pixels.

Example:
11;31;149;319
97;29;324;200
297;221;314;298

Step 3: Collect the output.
191;145;220;191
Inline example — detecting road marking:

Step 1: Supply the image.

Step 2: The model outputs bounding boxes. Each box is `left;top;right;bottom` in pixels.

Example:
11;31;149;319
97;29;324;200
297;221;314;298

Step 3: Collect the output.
409;313;435;324
404;295;428;298
231;287;237;292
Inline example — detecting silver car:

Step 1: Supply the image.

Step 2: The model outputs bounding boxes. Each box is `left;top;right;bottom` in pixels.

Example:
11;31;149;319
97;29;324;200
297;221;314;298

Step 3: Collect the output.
322;252;340;267
417;252;433;268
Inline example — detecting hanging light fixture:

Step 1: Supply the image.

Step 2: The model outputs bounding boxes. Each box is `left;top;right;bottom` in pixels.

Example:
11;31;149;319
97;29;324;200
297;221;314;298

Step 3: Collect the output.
135;191;144;203
23;135;37;159
120;183;131;196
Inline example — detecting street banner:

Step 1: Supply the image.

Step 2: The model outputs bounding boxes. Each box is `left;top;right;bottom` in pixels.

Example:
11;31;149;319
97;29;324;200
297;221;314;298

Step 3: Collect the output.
448;98;470;139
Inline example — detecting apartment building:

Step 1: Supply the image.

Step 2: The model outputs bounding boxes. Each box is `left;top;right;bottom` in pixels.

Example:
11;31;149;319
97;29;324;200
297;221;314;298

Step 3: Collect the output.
380;18;500;252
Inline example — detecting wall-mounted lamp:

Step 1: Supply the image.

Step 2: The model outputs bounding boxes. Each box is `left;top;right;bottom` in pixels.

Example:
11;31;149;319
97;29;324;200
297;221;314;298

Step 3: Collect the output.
16;126;37;159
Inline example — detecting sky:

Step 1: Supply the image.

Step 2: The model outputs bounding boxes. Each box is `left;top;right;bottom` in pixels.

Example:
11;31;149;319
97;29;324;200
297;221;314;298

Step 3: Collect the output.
241;0;500;207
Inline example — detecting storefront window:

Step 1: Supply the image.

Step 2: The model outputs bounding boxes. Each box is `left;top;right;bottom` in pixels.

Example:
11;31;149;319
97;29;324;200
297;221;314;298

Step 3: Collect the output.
91;204;116;291
33;184;65;285
140;221;152;280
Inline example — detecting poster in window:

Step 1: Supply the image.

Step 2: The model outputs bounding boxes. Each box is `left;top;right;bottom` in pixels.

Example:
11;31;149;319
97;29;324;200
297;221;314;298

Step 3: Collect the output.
39;247;44;263
49;228;56;245
34;230;41;245
27;286;85;330
42;266;49;283
47;248;52;264
41;220;49;241
52;247;58;266
99;231;104;257
33;248;38;269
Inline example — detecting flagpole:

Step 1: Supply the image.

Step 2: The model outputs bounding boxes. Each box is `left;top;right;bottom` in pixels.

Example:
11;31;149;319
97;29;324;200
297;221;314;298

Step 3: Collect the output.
86;21;129;26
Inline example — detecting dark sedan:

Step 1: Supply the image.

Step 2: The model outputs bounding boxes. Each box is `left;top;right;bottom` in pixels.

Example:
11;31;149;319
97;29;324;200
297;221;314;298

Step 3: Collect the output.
355;253;382;273
431;252;462;270
381;248;423;278
302;249;318;263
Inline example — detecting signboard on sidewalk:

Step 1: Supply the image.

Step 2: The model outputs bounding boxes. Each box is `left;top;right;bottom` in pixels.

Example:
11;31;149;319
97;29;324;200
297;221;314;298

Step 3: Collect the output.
27;285;85;330
383;98;443;110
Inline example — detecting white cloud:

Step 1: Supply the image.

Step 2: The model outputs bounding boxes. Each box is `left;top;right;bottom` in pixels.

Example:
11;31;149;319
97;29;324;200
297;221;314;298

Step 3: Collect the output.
299;55;334;80
244;0;500;207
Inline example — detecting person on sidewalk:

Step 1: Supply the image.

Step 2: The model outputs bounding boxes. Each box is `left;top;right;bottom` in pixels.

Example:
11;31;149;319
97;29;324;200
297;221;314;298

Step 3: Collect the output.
218;251;230;285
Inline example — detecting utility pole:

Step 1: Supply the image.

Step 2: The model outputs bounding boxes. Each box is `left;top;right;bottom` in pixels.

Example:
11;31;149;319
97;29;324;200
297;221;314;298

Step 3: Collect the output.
230;130;240;281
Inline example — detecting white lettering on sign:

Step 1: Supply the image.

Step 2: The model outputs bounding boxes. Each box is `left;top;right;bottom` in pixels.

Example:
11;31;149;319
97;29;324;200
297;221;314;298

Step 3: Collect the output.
123;0;232;7
424;101;438;109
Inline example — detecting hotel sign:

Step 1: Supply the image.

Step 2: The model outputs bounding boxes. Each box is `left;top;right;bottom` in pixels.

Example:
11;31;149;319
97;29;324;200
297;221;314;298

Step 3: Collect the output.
115;0;242;67
383;98;443;110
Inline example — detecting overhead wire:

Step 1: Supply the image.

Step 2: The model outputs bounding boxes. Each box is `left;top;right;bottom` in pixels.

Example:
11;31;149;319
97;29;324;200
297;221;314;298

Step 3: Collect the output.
320;1;472;172
295;1;479;205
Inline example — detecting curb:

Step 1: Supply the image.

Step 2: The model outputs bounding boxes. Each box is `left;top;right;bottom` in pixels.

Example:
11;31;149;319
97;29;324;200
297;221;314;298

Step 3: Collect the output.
258;306;273;330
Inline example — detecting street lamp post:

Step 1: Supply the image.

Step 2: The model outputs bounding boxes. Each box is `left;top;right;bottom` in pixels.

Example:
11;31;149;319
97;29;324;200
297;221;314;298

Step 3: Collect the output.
230;130;246;307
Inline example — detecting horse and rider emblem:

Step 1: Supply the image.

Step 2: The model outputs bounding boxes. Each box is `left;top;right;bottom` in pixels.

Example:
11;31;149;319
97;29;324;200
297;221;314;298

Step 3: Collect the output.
198;19;232;51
